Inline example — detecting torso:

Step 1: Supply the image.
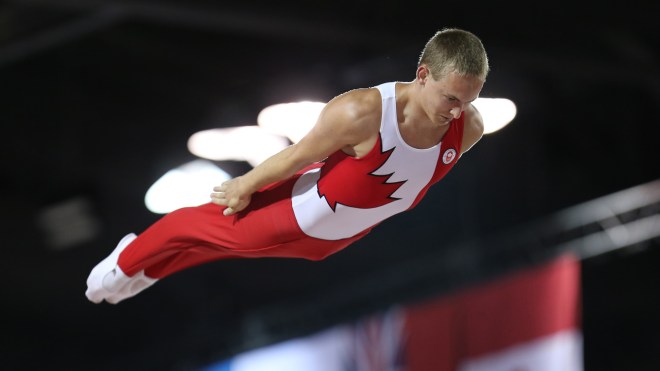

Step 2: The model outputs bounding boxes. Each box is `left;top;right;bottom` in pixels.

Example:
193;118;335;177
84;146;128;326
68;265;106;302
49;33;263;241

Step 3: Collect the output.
344;82;453;158
290;82;464;240
398;119;450;149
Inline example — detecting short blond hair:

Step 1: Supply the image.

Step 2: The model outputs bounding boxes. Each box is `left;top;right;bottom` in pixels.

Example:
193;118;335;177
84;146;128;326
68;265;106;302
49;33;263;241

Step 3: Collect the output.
418;28;489;81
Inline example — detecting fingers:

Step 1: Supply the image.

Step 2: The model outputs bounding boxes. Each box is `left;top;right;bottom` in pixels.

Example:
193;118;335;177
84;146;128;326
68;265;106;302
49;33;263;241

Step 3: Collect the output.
211;179;250;216
222;200;244;216
210;191;225;198
211;181;230;203
210;191;227;205
210;193;242;216
213;181;230;192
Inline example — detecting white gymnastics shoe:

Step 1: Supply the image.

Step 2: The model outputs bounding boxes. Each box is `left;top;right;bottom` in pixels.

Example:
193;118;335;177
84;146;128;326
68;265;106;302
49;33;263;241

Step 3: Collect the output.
85;233;136;303
104;267;158;304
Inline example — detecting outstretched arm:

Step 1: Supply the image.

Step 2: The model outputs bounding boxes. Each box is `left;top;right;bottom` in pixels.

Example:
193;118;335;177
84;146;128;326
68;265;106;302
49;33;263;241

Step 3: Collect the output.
211;89;380;215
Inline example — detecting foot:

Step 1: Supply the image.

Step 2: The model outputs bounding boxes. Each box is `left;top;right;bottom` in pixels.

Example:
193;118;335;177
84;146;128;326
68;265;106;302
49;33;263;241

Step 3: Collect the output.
85;233;136;303
104;267;158;304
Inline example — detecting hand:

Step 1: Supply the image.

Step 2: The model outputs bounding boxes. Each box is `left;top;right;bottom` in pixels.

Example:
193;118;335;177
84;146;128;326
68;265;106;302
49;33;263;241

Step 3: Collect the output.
210;177;252;216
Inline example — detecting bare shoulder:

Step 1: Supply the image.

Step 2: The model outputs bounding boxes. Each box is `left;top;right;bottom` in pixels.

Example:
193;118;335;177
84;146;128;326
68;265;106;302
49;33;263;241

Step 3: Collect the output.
327;88;381;124
322;87;382;139
461;103;485;154
292;87;382;160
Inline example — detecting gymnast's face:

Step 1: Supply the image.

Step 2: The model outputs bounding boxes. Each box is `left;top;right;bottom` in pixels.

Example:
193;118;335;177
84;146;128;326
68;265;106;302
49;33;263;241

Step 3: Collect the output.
419;66;483;126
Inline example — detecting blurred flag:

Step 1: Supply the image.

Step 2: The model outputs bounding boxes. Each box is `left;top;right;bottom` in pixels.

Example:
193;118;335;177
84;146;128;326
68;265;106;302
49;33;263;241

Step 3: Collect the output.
405;254;582;371
202;254;581;371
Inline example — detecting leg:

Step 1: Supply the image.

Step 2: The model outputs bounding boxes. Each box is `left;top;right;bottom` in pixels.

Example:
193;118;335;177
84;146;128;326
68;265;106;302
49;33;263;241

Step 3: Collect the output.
85;203;241;304
85;181;300;304
84;177;368;304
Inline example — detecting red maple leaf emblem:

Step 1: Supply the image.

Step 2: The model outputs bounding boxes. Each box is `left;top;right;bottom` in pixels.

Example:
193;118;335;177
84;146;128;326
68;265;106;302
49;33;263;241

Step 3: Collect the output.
317;136;406;211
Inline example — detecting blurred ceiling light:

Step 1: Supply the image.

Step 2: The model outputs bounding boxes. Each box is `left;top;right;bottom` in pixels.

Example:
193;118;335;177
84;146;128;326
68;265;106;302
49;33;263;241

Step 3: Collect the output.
188;126;289;167
472;97;517;134
36;196;101;250
257;101;326;143
145;159;231;214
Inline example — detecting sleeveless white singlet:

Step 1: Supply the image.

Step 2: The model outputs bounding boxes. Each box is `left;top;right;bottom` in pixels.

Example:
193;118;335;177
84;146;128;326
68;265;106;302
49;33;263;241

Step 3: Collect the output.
291;82;463;240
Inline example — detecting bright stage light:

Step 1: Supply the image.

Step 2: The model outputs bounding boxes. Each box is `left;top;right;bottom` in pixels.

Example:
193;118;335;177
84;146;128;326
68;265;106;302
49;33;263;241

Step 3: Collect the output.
187;126;290;167
144;159;231;214
472;97;517;134
257;101;326;143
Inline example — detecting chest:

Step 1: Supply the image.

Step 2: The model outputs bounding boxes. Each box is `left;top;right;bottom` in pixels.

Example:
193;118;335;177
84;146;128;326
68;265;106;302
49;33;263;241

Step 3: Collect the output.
398;121;450;149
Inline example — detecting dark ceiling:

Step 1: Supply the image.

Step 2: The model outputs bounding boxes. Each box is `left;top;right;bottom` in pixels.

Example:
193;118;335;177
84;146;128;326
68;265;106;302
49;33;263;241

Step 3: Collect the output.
1;1;659;370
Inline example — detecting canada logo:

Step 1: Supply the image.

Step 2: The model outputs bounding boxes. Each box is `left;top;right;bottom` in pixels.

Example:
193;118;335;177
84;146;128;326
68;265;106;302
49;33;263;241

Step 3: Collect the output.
442;148;457;164
317;141;405;211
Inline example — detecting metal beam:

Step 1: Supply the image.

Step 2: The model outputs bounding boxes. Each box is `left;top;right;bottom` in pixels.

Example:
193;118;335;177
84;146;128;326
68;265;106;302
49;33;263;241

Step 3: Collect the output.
8;0;400;45
0;7;124;67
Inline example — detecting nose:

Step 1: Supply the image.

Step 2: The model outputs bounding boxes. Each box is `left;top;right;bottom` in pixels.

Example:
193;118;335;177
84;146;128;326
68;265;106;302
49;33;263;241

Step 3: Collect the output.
450;106;462;119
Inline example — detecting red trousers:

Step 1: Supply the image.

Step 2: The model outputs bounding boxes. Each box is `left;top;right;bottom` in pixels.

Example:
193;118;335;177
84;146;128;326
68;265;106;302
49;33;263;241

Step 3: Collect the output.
117;176;370;279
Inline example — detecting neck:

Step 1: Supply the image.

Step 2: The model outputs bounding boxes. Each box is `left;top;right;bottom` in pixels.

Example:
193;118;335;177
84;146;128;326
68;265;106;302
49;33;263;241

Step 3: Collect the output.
398;80;435;128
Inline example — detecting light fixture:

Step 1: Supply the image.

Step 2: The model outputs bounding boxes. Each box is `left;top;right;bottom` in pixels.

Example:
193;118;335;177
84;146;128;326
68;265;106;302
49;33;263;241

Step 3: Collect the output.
257;101;326;143
472;97;517;134
144;159;232;214
187;126;289;167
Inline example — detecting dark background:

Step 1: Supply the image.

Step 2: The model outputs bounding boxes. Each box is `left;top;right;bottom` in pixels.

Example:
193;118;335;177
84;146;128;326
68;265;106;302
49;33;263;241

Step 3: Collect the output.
1;1;659;370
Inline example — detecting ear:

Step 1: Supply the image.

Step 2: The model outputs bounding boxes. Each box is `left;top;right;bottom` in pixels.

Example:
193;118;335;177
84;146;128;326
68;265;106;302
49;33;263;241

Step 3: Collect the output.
416;65;430;85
